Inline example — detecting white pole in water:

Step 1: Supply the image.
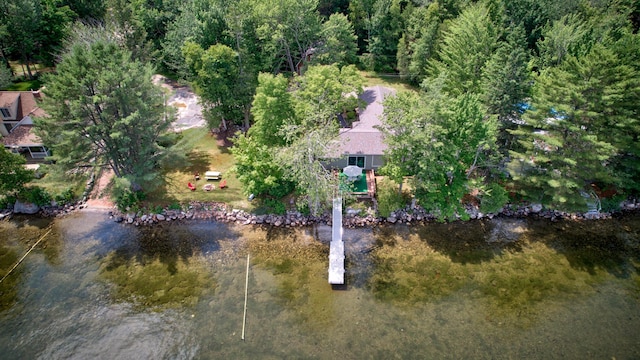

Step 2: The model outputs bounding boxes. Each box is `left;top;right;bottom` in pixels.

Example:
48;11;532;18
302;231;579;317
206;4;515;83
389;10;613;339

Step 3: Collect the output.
241;253;250;341
0;228;52;284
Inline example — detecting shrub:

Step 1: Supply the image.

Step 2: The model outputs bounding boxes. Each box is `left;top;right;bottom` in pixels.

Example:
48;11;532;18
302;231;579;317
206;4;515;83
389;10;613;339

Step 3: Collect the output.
112;177;146;212
377;179;408;218
168;202;182;210
296;202;311;216
600;194;626;213
115;189;146;212
54;187;76;205
479;182;510;214
0;195;16;209
20;186;52;206
263;198;286;215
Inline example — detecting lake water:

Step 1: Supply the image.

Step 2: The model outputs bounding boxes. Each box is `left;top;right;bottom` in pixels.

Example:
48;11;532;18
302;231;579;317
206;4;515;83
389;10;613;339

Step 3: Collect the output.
0;211;639;359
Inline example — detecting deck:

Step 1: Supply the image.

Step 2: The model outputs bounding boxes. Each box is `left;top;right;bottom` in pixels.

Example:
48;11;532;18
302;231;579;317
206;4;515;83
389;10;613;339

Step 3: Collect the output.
328;197;345;285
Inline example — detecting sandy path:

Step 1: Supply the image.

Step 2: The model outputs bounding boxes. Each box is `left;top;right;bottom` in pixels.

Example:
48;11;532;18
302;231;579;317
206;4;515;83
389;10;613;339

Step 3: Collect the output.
83;168;115;210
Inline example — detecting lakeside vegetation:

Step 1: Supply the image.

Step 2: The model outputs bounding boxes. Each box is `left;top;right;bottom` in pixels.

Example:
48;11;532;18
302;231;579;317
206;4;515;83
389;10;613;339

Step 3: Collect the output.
0;0;638;220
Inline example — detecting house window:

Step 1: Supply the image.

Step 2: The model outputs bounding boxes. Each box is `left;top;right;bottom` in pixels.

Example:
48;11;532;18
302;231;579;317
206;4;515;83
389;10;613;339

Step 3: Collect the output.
4;123;13;132
0;108;10;118
348;156;365;168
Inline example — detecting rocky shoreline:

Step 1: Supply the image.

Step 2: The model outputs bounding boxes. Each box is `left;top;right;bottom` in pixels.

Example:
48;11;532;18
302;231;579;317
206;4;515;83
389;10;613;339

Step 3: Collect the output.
2;198;639;227
104;198;640;227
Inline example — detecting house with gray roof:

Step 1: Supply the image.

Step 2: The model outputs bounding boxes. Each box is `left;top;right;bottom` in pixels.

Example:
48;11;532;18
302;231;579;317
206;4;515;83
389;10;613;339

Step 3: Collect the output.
328;85;396;170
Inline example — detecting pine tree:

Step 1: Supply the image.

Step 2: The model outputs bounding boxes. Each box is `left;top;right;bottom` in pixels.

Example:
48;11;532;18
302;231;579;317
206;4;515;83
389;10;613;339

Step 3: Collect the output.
507;43;639;209
426;3;499;96
35;38;174;189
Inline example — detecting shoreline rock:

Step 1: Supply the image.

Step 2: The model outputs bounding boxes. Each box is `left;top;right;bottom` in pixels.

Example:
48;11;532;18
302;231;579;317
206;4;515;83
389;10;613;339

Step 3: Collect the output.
4;198;639;229
103;198;639;228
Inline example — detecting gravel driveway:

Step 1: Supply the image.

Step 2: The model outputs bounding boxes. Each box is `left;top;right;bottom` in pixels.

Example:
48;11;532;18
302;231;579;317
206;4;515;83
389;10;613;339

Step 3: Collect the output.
153;75;206;131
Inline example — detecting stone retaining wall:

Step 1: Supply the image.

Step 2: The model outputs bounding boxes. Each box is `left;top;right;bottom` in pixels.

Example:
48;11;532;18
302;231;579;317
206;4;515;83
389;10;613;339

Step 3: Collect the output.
106;199;640;228
5;198;639;228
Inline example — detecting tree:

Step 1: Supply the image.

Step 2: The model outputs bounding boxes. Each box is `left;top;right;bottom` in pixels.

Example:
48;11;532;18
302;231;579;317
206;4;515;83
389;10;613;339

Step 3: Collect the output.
182;41;242;130
377;91;424;193
380;88;498;221
0;65;12;89
233;64;363;212
250;73;296;146
276;105;341;216
507;42;639;209
427;2;499;96
35;38;174;189
0;148;34;197
314;13;358;66
254;0;322;74
292;64;362;119
366;0;403;72
536;13;590;69
231;132;295;198
398;2;442;84
482;26;532;150
161;0;229;75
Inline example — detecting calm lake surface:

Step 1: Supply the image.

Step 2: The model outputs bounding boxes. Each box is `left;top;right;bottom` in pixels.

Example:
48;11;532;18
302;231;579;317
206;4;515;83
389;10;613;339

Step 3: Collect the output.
0;210;639;359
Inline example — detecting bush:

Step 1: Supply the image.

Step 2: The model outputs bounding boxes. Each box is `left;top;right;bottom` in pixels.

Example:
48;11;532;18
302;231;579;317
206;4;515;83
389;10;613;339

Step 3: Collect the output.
263;198;286;215
377;179;408;218
112;177;146;212
600;194;626;213
168;202;182;210
479;182;510;214
115;189;146;212
54;187;75;205
0;195;16;209
296;202;311;216
20;186;52;206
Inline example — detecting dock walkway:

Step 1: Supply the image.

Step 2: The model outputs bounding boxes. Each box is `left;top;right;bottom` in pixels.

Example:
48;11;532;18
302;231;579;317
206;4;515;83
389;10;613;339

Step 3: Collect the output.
328;198;345;284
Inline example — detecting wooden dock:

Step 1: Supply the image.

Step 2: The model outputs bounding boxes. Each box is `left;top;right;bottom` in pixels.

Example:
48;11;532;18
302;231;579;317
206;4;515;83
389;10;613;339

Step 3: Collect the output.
328;197;345;284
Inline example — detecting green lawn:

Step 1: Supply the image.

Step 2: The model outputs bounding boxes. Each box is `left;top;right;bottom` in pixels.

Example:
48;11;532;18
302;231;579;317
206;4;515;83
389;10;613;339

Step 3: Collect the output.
4;79;42;91
30;165;90;200
145;128;252;210
359;71;419;93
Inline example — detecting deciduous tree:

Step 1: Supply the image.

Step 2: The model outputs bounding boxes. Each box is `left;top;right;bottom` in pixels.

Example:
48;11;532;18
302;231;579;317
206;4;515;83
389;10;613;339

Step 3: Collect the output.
0;148;34;197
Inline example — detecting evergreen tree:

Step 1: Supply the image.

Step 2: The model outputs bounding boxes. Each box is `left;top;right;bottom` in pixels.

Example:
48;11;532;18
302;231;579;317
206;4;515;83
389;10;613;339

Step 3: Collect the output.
507;42;640;209
426;2;498;96
35;38;174;189
482;26;532;150
314;13;358;66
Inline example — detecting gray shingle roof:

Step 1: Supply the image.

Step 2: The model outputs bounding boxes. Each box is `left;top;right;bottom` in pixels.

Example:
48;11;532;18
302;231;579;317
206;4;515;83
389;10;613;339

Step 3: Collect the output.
334;85;396;156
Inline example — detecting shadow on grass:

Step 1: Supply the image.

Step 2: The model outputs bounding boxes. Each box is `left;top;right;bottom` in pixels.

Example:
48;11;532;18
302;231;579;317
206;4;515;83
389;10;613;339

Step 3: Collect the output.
182;150;212;176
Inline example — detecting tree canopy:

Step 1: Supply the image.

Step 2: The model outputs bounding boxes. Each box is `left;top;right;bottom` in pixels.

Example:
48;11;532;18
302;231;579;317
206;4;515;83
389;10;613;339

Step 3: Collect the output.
35;38;174;189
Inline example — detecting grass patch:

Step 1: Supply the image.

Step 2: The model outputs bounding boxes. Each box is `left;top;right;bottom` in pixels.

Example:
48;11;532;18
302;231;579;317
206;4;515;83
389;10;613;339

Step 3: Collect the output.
145;128;251;210
359;71;419;93
29;165;89;202
4;79;43;91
